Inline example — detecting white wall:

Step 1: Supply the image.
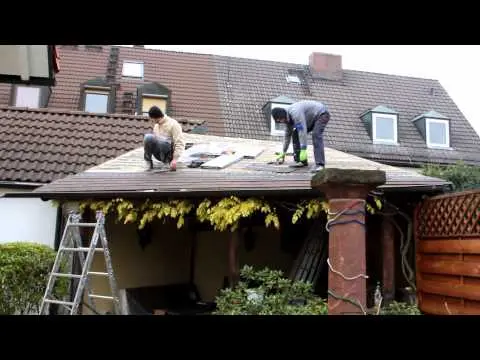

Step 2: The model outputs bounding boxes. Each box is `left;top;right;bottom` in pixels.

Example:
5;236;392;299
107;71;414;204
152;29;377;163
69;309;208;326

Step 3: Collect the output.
0;197;58;247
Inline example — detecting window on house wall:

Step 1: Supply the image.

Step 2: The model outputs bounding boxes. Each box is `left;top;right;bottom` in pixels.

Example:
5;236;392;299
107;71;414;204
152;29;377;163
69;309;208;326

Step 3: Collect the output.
426;118;450;147
122;61;144;78
372;113;398;144
270;103;289;136
15;86;41;108
84;90;109;113
142;96;167;115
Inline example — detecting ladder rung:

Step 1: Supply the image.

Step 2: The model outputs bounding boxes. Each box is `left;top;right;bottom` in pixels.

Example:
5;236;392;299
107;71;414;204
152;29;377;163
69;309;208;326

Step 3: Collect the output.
88;272;109;276
67;223;97;227
51;272;81;279
88;294;114;300
44;299;74;306
61;247;104;252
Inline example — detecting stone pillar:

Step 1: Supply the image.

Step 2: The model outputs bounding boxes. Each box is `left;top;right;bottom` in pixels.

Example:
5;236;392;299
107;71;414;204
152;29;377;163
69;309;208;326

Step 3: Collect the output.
311;168;386;315
381;217;396;303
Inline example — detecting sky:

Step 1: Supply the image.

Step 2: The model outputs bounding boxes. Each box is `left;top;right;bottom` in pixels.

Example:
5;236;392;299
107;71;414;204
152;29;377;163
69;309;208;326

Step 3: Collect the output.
140;45;480;137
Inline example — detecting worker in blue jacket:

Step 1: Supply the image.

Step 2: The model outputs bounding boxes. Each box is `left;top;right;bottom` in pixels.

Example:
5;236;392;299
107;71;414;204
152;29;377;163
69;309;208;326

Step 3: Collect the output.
271;100;330;172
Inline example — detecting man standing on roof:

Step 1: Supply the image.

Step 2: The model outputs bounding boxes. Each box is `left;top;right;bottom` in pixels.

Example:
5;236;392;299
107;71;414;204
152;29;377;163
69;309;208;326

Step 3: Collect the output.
271;100;330;173
144;106;185;171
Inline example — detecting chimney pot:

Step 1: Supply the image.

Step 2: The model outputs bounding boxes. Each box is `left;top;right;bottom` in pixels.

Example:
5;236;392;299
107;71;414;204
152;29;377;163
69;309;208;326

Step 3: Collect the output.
309;52;343;81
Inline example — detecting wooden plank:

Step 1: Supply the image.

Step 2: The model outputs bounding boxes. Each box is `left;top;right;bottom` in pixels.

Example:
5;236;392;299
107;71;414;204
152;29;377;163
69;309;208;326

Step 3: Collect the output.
421;273;461;284
418;279;480;301
419;258;480;278
420;296;480;315
419;239;480;254
463;277;480;286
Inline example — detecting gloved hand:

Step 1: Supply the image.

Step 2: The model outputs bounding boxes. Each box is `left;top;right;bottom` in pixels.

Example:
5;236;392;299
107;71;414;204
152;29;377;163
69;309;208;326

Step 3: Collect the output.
299;149;307;162
170;159;177;171
276;152;285;164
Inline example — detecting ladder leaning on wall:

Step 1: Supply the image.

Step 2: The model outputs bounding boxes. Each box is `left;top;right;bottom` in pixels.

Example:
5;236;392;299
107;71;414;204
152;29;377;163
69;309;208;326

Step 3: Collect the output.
39;210;121;315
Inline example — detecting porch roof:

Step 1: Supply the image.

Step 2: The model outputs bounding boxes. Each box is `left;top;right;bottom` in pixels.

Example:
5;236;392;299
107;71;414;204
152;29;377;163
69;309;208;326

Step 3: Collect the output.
28;133;452;200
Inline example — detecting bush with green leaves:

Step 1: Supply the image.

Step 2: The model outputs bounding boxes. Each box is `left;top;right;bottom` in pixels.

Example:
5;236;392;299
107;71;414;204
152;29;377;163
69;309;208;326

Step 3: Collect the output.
422;161;480;191
0;242;68;315
379;301;421;315
214;265;328;315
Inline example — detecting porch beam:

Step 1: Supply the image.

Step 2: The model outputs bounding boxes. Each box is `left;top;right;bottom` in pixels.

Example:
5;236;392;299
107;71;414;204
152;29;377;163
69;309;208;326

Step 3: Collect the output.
381;217;396;303
228;229;241;287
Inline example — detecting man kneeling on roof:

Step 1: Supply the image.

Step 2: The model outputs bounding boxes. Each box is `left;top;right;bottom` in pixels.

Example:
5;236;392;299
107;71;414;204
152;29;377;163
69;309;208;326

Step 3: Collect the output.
144;106;185;171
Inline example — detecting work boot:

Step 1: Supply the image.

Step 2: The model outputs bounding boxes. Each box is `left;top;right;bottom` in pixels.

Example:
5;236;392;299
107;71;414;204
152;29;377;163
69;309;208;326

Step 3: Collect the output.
289;160;308;168
145;159;153;170
310;164;324;173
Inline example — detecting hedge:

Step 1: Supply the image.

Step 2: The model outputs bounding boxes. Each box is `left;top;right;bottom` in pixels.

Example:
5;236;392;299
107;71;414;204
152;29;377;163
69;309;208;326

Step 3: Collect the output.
0;242;68;315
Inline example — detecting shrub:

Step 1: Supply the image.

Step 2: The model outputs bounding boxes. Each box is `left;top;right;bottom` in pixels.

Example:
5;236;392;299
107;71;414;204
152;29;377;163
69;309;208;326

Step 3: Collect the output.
422;161;480;191
0;242;68;315
380;301;421;315
214;265;328;315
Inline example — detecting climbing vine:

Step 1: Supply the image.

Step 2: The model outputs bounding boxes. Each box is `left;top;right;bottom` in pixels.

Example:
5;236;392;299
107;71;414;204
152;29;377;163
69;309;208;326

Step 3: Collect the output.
78;193;383;232
196;196;280;232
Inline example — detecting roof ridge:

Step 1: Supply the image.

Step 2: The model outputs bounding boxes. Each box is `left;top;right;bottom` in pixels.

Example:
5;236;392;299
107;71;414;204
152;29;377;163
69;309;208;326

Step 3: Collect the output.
88;45;442;82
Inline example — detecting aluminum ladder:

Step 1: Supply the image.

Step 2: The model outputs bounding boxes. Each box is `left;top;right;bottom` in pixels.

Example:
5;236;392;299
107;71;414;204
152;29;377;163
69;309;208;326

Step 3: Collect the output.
39;210;120;315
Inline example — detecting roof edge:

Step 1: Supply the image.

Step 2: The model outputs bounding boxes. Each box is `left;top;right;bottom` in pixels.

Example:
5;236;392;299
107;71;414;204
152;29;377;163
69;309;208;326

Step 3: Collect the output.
0;106;206;124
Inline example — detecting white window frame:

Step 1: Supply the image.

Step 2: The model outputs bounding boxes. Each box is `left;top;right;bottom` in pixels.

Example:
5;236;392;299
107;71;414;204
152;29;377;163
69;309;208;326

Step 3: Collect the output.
84;90;109;113
372;113;398;145
122;61;144;78
15;86;41;108
270;102;290;137
426;118;450;148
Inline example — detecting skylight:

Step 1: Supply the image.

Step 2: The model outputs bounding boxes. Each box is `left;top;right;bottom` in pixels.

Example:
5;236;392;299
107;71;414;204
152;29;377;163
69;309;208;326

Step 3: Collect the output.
122;61;144;78
286;75;301;84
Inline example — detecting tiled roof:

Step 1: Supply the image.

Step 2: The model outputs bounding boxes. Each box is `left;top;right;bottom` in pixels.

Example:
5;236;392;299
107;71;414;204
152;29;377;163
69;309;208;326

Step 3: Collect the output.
32;133;451;199
1;45;478;167
213;55;480;166
0;107;204;184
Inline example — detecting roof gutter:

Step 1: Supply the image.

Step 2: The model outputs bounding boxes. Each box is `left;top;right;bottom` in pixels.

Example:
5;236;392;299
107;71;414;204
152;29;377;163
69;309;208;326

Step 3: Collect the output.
0;181;46;189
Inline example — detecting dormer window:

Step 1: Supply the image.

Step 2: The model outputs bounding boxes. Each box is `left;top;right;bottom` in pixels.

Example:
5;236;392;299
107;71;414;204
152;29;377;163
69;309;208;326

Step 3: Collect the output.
136;82;171;116
141;95;168;115
262;95;296;137
412;110;451;148
79;78;115;114
84;89;109;113
361;105;399;145
122;61;143;79
11;85;51;108
14;86;40;108
426;119;449;147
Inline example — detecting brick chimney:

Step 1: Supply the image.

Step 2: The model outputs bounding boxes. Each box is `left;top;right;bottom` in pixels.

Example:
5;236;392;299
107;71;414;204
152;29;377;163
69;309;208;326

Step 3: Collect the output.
309;52;343;81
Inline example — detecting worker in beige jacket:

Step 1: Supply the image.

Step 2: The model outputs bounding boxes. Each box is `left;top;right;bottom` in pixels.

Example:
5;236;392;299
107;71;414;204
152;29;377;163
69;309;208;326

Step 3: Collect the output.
143;106;185;171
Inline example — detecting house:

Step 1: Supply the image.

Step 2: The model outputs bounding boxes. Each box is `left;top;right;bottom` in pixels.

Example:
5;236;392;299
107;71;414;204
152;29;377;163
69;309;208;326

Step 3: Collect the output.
0;106;203;246
24;132;451;314
1;45;477;169
0;45;476;313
